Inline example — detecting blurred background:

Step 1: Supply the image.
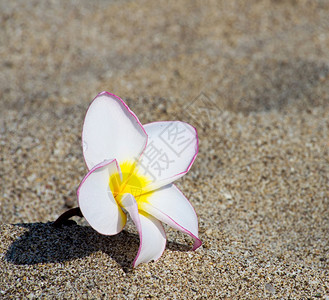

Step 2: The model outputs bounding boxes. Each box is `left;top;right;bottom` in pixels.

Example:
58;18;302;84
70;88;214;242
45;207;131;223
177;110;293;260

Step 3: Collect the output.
1;0;328;112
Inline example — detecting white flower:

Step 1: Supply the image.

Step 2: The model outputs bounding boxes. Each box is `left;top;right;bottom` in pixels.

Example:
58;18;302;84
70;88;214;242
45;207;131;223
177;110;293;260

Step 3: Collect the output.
77;92;201;267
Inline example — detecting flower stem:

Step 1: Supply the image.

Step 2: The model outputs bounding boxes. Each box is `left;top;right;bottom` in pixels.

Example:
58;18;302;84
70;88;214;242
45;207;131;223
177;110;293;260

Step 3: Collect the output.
52;207;83;227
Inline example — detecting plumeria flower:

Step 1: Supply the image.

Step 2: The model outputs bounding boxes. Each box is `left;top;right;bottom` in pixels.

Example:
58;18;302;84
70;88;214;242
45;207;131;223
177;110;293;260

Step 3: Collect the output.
77;92;201;267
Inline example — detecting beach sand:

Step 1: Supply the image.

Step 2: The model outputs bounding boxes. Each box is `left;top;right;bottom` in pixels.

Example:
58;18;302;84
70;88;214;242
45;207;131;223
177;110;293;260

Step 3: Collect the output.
0;0;328;298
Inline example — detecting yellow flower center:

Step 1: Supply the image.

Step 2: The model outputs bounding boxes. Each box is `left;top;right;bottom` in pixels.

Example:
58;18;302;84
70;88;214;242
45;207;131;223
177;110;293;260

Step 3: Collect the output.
109;161;153;208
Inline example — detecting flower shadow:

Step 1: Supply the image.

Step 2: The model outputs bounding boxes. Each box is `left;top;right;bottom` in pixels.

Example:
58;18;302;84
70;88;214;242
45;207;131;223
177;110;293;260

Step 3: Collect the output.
5;222;190;272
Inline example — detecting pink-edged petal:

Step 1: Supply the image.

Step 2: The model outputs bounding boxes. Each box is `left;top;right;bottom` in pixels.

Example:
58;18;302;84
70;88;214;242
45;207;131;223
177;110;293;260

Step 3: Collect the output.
82;92;148;170
77;159;127;235
140;184;201;250
138;121;198;190
120;194;167;267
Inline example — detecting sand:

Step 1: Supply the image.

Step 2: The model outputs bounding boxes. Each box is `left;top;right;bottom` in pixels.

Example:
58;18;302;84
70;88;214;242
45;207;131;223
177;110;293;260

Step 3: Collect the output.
0;0;328;298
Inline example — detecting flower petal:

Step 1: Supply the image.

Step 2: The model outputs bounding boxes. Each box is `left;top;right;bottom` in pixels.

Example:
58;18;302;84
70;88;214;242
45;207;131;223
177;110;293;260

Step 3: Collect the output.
77;159;127;235
138;121;198;190
120;193;167;267
140;184;201;250
82;92;148;170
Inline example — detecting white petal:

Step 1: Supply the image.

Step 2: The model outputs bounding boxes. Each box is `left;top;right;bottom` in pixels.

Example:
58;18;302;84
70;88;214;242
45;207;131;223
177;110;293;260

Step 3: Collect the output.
138;121;198;190
140;184;201;250
120;194;167;267
77;159;127;235
82;92;148;170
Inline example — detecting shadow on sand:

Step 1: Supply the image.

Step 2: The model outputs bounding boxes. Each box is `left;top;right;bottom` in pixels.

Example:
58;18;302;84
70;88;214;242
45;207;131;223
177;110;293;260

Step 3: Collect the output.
5;222;190;272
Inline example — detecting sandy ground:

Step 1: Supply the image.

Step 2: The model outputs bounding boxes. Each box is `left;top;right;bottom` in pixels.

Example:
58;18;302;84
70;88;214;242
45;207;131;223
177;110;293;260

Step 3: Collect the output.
0;0;329;298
